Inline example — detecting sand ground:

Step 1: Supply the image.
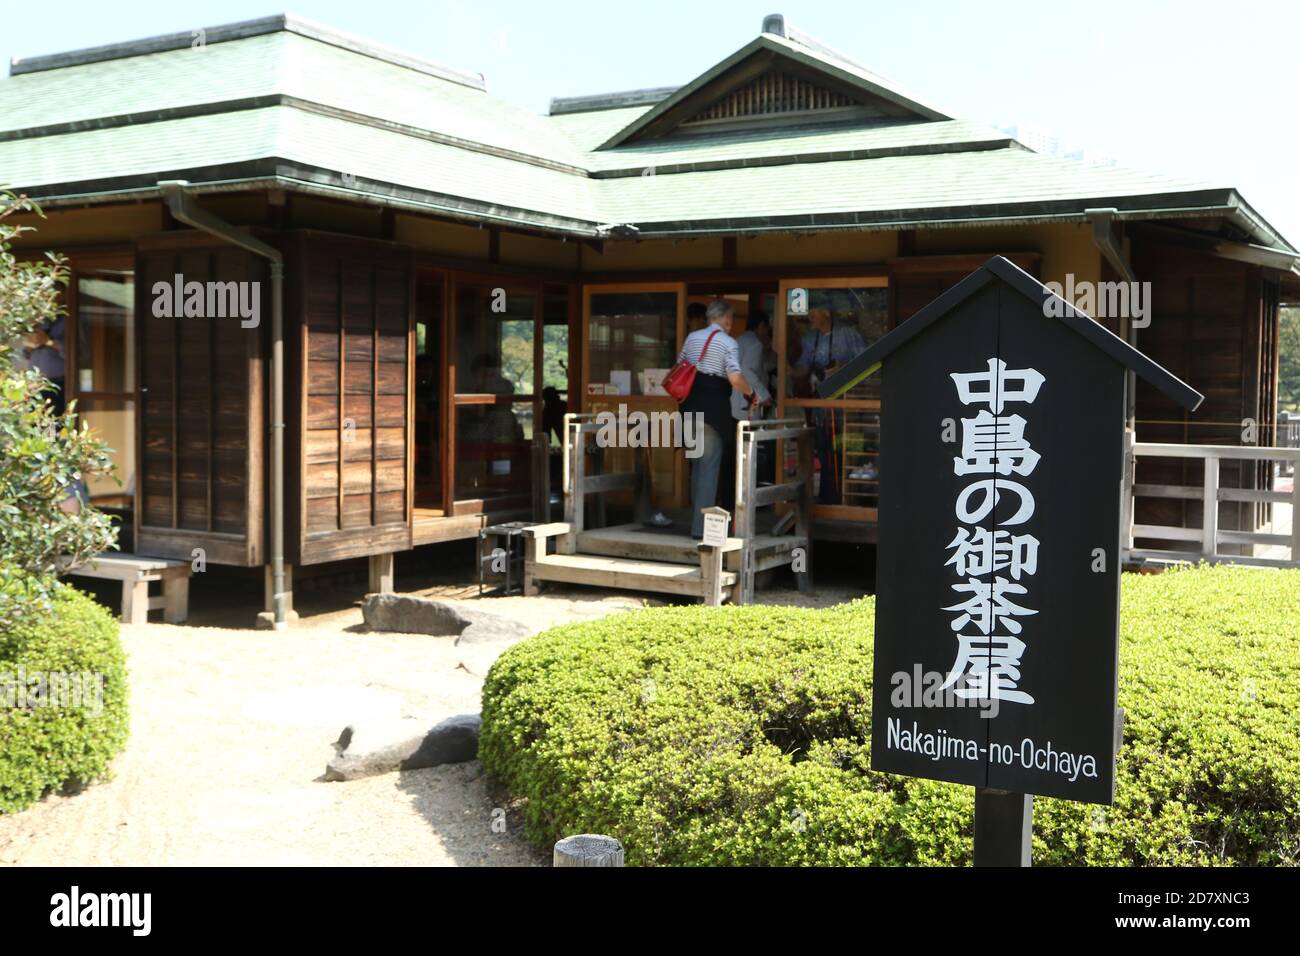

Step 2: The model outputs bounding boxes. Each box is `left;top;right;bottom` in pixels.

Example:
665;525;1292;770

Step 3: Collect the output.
0;579;857;866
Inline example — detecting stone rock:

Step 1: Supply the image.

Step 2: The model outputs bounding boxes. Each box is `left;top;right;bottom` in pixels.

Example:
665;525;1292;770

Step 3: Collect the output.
456;607;532;644
361;593;530;644
324;713;482;782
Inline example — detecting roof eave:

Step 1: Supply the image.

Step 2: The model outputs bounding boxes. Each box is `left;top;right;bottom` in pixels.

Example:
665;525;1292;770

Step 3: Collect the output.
14;165;606;238
619;190;1248;239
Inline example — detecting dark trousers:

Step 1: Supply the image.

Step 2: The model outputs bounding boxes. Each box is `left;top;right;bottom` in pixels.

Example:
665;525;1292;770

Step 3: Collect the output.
815;409;842;504
44;378;66;418
720;432;736;514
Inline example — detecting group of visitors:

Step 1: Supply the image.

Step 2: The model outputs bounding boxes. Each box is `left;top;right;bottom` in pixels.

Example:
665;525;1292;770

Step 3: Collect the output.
675;297;867;537
674;299;772;537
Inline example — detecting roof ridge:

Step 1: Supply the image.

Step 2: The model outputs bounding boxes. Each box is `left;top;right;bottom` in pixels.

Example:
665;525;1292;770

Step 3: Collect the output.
8;13;486;90
549;87;678;116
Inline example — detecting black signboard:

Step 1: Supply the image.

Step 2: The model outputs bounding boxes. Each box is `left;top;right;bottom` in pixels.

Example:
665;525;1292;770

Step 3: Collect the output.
818;258;1202;804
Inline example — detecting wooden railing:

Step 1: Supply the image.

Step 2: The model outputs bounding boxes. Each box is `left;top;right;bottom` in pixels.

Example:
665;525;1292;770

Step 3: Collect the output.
1278;411;1300;478
1127;442;1300;569
560;413;650;553
733;417;815;602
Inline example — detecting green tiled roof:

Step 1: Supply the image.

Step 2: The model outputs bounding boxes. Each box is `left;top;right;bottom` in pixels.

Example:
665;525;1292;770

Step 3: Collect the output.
2;14;1291;251
594;147;1220;230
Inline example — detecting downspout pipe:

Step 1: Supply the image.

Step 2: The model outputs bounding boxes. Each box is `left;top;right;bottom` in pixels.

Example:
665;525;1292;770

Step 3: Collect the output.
1087;207;1139;557
158;180;288;630
1086;207;1138;421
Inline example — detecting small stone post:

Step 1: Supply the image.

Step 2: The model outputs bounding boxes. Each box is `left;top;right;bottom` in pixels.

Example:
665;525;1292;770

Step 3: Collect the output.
553;834;624;867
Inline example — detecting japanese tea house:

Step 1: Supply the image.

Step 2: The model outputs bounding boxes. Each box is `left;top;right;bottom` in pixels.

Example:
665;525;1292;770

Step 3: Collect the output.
6;13;1298;614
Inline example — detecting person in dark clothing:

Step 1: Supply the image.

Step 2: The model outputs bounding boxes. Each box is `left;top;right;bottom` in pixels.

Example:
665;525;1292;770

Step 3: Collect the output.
677;299;757;537
541;385;566;446
26;317;66;417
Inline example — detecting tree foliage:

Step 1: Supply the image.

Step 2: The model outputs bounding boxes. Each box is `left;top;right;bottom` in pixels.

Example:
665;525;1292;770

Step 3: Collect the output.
0;192;117;630
1279;306;1300;413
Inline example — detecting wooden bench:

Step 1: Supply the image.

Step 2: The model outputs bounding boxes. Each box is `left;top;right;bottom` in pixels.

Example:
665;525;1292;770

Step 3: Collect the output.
59;553;192;625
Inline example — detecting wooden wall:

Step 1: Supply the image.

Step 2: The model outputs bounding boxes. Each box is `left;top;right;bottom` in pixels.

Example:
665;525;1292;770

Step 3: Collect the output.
888;252;1041;327
1130;241;1277;537
289;232;414;566
135;244;264;566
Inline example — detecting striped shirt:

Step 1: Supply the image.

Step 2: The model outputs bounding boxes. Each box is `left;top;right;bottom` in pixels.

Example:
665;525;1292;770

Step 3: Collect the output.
677;322;741;378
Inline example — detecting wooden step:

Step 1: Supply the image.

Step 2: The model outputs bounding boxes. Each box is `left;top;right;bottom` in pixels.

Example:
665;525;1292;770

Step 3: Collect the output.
576;524;741;564
532;552;736;597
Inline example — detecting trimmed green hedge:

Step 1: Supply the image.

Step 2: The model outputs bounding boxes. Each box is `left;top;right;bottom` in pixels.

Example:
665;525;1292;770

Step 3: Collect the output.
0;584;129;812
481;565;1300;865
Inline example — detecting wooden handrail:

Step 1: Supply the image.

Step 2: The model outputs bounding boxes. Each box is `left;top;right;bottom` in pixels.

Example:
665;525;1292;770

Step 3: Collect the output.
1128;442;1300;569
1134;442;1300;462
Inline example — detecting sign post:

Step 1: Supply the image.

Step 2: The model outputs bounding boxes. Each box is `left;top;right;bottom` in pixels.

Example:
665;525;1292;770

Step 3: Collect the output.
973;789;1032;867
818;257;1203;864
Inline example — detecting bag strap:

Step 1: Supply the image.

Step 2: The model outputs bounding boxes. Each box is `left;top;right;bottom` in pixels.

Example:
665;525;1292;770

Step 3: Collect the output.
697;328;722;364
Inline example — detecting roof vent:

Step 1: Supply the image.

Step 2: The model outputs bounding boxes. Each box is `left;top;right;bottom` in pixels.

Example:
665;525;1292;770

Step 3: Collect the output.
762;14;787;37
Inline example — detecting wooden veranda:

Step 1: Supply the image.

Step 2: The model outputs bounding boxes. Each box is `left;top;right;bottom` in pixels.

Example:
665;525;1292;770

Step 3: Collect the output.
523;414;815;605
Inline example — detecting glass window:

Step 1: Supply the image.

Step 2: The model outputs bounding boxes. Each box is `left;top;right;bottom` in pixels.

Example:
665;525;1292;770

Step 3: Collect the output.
414;279;443;508
541;292;570;449
75;270;134;394
454;401;531;501
782;284;887;512
73;269;135;511
786;286;888;398
456;286;535;396
77;400;133;505
587;291;677;396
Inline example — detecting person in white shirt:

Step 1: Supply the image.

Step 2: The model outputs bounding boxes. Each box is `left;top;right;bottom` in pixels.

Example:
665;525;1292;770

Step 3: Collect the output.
675;299;757;537
730;312;773;421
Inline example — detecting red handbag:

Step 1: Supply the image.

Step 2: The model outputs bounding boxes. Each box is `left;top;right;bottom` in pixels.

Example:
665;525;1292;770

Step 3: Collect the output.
662;329;721;403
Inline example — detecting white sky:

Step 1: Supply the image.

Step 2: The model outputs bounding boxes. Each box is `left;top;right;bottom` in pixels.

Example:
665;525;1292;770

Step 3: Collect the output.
5;0;1298;243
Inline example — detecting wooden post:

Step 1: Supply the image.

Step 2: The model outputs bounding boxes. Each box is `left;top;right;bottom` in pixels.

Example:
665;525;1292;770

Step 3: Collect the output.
553;834;624;867
121;578;150;625
1290;455;1300;563
1120;429;1136;557
700;542;724;606
738;430;760;603
563;421;584;554
973;788;1032;867
733;423;749;541
795;428;815;593
523;532;542;596
163;574;189;624
368;552;395;594
1202;455;1219;559
592;440;606;529
699;506;729;606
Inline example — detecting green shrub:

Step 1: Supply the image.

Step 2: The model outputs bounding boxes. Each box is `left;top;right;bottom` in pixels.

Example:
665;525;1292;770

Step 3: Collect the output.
0;583;129;812
481;564;1300;865
0;191;118;631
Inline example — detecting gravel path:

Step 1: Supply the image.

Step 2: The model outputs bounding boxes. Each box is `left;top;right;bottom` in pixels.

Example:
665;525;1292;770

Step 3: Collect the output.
0;582;857;866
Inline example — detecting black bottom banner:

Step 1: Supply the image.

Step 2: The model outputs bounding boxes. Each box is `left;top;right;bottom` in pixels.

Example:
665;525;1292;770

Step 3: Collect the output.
0;865;1282;939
